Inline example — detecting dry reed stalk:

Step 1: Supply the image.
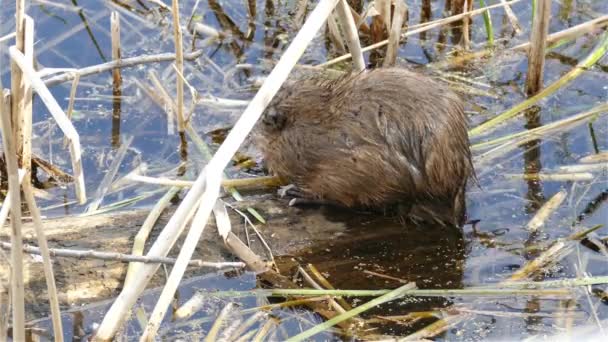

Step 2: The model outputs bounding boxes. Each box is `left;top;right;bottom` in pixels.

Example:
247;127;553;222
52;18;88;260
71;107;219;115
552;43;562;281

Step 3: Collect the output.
21;176;64;341
224;232;270;272
0;241;244;269
0;91;25;342
299;267;348;316
335;0;365;71
319;0;522;67
9;47;87;204
95;1;341;339
579;152;608;164
21;16;34;184
293;0;310;28
171;63;198;122
111;12;122;89
559;163;607;173
462;0;470;50
307;264;353;311
510;241;572;281
504;172;594;181
383;0;407;67
526;0;551;95
42;50;203;87
63;72;80;149
0;32;16;43
378;0;391;31
197;95;249;108
10;1;25;169
173;292;206;320
86;136;133;213
499;0;522;34
229;312;270;341
0;284;7;342
327;13;347;53
204;302;237;342
0;172;25;228
147;70;177;134
401;313;472;341
140;199;231;340
123;187;181;288
172;0;185;132
252;317;277;342
191;22;226;39
526;189;567;232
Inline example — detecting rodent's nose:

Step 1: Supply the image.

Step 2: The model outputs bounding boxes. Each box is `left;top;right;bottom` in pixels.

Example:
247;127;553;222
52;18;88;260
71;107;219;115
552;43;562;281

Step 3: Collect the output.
262;107;287;130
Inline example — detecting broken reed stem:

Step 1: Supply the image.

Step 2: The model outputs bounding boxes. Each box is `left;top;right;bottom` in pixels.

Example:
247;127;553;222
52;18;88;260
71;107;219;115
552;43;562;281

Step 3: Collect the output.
0;91;25;342
378;0;391;31
21;176;63;341
126;173;281;190
147;70;177;134
526;0;551;95
327;13;346;53
526;189;567;232
319;0;522;67
10;1;25;175
499;0;522;34
204;303;237;342
21;16;34;184
9;46;87;204
383;0;407;67
111;12;122;90
504;172;593;182
307;264;353;311
42;50;204;88
172;0;185;132
469;30;608;137
462;0;470;50
335;0;365;71
63;72;80;148
0;286;7;342
86;136;133;213
0;241;245;269
0;175;25;232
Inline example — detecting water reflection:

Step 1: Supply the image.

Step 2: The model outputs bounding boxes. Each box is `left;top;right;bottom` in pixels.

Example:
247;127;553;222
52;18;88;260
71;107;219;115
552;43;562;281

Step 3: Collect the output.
277;206;466;336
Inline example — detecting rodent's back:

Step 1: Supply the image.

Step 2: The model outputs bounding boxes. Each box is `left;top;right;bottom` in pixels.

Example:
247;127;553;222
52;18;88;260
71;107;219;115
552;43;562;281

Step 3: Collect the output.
256;68;473;225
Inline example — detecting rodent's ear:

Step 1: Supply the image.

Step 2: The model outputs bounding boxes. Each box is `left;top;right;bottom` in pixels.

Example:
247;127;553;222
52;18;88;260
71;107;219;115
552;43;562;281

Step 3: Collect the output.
262;106;287;131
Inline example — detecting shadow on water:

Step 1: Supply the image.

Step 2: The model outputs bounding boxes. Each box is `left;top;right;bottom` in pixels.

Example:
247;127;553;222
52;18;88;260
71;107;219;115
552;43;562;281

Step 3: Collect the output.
277;207;467;336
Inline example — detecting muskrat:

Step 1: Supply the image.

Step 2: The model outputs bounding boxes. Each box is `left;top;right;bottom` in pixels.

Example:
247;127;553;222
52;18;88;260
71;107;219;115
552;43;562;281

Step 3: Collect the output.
254;68;474;226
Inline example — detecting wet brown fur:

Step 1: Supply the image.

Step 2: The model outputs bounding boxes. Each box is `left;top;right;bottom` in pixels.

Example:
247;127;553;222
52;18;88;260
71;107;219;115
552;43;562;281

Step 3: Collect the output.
254;68;474;226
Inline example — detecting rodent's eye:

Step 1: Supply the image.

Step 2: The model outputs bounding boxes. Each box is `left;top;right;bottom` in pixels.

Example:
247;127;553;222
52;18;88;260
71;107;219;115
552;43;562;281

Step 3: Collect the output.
262;107;287;130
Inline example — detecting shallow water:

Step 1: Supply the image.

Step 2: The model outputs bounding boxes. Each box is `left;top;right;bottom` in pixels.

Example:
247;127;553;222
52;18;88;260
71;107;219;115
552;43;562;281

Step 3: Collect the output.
1;0;607;340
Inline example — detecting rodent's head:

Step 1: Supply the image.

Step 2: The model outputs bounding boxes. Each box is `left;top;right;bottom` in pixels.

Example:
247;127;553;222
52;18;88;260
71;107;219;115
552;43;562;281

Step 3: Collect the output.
260;76;335;133
261;105;287;131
